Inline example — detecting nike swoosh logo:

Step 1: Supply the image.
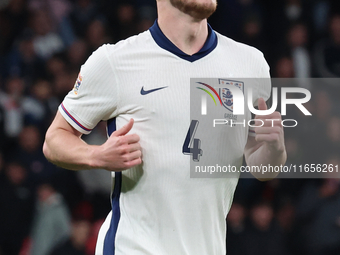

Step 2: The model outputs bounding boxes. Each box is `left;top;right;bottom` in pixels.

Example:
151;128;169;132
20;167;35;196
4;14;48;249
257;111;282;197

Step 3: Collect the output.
140;86;168;95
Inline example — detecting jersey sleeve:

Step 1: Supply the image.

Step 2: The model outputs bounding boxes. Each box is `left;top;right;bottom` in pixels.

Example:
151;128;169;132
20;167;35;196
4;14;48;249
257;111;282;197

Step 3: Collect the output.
248;54;272;137
59;45;119;134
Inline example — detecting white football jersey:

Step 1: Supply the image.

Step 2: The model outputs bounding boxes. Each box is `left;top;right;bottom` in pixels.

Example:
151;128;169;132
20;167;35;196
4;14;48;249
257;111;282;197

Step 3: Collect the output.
59;21;270;255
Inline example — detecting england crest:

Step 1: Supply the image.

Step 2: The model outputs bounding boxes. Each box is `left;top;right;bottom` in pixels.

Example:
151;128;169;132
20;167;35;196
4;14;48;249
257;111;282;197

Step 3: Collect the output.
218;79;244;112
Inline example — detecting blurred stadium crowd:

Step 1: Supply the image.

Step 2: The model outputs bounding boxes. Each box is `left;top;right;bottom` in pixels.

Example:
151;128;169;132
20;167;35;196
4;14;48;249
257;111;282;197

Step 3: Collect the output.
0;0;340;255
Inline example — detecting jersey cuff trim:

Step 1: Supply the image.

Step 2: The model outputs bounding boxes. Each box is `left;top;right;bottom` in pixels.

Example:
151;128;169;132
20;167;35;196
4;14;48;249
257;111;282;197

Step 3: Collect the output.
60;103;92;132
248;129;256;137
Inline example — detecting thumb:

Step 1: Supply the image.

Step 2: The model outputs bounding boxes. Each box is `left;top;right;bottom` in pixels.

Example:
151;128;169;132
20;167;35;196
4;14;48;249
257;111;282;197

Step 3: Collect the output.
257;98;268;111
112;119;134;137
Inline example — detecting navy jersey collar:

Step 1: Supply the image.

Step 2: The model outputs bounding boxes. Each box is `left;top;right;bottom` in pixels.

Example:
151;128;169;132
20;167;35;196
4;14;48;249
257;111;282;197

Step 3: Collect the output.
149;20;217;62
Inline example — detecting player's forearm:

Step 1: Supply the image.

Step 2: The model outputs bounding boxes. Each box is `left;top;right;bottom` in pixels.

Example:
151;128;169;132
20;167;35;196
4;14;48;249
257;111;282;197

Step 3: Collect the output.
43;128;98;171
44;114;141;172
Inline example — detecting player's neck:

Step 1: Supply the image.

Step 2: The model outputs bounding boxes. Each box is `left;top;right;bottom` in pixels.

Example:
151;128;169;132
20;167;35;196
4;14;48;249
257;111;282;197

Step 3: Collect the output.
157;2;209;56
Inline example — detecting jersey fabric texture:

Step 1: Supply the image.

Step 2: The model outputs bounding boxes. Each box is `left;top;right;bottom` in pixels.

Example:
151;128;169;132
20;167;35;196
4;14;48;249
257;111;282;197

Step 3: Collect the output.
59;21;271;255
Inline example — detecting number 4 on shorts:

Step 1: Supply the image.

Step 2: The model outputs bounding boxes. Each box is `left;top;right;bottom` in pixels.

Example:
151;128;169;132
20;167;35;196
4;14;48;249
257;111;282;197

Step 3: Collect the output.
182;120;203;162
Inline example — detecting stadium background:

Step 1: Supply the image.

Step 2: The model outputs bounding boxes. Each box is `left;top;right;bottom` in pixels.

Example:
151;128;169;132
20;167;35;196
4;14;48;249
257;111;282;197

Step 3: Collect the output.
0;0;340;254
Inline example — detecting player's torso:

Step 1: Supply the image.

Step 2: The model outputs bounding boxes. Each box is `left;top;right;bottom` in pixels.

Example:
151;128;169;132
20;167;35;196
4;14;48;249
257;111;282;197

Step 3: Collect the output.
102;29;266;255
109;31;261;178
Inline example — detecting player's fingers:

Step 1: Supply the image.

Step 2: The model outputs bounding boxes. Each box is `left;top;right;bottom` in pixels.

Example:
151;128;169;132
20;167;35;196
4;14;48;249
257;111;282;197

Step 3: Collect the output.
262;111;282;121
124;156;142;168
257;98;267;111
123;150;142;161
112;119;134;137
250;119;280;128
254;126;282;135
123;133;140;144
255;113;282;123
127;143;141;153
255;133;281;143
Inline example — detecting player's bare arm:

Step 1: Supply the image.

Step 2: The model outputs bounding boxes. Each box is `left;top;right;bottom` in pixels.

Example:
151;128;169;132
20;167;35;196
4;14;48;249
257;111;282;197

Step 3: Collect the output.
43;112;142;171
244;98;287;181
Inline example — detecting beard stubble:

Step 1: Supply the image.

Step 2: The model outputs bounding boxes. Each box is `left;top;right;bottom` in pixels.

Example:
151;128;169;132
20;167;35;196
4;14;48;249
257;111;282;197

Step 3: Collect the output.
170;0;217;20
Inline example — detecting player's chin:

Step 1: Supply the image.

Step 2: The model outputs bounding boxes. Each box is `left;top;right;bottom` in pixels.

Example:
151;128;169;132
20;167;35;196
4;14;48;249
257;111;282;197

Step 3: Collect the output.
191;0;217;19
173;0;217;20
196;0;217;6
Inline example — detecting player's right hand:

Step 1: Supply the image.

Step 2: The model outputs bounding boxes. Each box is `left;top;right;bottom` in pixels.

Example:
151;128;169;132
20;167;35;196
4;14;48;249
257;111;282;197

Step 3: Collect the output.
92;119;142;171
